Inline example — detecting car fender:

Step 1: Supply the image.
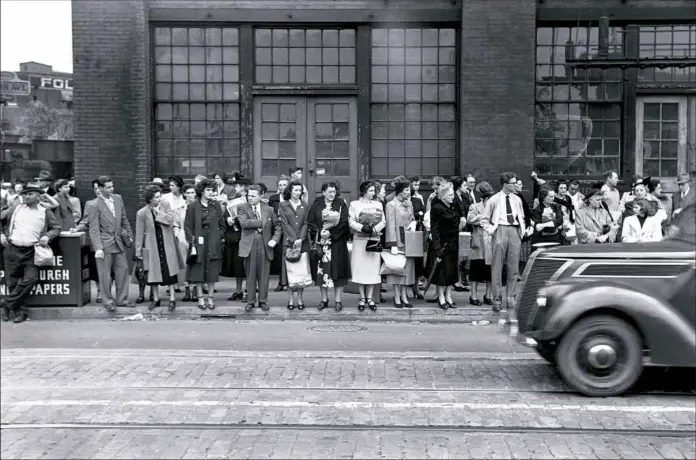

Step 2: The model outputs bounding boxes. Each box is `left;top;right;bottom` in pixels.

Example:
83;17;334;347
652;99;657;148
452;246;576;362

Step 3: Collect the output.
539;284;696;367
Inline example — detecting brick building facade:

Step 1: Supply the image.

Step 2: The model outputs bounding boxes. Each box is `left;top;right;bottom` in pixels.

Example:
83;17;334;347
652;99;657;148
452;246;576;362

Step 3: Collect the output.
71;0;695;218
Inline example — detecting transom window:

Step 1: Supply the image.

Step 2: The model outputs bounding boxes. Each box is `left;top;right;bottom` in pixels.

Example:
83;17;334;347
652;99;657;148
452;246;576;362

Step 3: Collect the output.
153;26;241;176
534;26;624;176
254;28;356;85
638;25;696;83
370;27;457;178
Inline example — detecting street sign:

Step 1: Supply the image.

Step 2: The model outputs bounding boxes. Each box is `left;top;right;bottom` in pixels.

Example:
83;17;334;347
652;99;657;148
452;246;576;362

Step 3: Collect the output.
1;78;30;96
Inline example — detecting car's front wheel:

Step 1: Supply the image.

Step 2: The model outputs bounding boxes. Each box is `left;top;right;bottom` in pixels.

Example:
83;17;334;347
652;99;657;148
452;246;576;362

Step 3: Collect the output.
556;315;643;397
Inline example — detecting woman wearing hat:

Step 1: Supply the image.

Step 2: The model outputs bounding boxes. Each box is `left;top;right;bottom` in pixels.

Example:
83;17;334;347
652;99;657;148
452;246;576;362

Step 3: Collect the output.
430;183;465;309
385;177;417;308
466;181;495;306
575;188;620;244
161;175;188;297
348;180;385;312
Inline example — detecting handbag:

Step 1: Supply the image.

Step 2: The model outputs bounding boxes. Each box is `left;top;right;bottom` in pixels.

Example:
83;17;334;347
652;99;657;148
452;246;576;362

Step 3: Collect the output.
285;244;302;263
186;239;198;265
380;251;407;276
365;238;383;253
309;232;323;261
34;244;54;267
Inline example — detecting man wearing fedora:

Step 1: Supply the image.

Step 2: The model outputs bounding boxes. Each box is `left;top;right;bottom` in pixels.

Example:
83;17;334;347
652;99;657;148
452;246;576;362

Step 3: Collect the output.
89;176;133;311
1;184;61;323
674;173;695;218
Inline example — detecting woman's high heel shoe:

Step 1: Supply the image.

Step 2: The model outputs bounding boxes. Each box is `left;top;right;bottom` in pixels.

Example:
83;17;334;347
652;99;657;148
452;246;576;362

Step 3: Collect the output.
438;301;449;311
367;300;377;311
334;302;343;312
197;298;206;310
358;298;366;312
393;298;403;309
182;287;191;302
469;297;482;306
297;303;305;310
168;300;176;311
318;300;328;311
148;299;161;310
207;298;215;310
287;303;295;310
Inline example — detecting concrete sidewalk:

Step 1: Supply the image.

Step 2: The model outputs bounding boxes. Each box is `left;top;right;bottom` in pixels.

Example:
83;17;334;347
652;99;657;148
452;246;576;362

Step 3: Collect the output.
24;276;509;323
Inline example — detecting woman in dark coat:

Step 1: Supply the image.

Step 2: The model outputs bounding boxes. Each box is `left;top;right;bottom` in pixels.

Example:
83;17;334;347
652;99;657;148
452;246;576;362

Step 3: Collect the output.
410;177;426;299
531;187;564;246
307;181;351;311
268;174;291;291
278;180;310;310
221;178;249;301
430;186;464;310
184;179;226;310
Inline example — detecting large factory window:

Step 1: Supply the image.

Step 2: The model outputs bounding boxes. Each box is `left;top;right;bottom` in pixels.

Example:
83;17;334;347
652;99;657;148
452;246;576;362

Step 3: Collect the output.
638;25;696;84
534;26;624;176
153;27;241;176
370;28;457;178
254;28;356;85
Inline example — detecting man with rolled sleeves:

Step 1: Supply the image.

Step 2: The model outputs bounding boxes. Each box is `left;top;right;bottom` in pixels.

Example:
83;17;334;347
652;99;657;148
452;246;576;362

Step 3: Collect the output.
480;172;526;314
1;184;61;323
237;184;282;312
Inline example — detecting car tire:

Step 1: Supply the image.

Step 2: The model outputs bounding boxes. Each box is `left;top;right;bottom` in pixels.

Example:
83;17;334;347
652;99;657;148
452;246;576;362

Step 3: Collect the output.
535;341;557;364
556;315;643;397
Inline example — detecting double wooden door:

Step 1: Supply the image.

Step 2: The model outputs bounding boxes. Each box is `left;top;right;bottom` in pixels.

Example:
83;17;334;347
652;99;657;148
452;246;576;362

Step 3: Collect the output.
253;96;358;202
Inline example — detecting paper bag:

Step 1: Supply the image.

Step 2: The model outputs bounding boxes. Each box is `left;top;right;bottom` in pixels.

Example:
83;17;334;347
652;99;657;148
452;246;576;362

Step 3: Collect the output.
403;230;424;257
286;253;313;289
458;232;472;261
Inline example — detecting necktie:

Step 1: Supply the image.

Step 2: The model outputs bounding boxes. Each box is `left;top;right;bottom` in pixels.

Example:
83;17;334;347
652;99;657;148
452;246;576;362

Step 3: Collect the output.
254;206;262;233
505;196;515;225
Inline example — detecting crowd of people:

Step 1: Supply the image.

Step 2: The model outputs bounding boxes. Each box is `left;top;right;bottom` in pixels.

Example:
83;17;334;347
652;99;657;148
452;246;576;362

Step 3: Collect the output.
1;166;694;323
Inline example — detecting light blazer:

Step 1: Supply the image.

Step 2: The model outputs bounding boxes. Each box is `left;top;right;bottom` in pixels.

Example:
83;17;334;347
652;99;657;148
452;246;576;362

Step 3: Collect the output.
88;194;132;253
237;202;282;260
480;191;527;238
621;215;663;243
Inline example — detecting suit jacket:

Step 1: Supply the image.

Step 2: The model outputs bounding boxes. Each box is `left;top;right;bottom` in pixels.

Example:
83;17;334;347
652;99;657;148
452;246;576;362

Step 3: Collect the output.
674;185;695;213
237;202;282;260
480;191;527;238
460;188;482;214
88;194;132;253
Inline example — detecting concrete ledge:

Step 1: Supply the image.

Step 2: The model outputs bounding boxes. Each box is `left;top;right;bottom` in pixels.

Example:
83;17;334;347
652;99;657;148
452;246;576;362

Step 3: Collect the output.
22;304;497;324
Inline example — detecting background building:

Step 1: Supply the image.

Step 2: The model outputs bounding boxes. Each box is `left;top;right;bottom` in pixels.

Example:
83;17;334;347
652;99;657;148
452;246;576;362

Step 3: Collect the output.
71;0;695;216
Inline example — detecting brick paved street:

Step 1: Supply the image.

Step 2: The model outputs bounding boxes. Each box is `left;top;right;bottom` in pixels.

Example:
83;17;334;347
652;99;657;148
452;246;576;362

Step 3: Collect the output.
2;322;695;459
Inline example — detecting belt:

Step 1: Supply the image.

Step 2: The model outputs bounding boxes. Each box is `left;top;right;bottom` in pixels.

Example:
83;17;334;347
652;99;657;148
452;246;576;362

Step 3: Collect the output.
9;242;35;248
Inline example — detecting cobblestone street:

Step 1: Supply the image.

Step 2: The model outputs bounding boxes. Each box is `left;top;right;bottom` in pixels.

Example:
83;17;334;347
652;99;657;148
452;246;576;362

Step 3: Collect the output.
1;320;695;459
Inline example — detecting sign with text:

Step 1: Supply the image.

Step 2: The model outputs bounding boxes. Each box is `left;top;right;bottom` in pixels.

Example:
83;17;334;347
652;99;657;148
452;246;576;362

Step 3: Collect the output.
29;76;73;91
0;79;30;96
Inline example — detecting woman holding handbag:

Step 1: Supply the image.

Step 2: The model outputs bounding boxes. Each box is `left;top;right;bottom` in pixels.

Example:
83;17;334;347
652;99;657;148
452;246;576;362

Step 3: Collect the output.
385;177;417;308
278;181;310;310
430;185;465;310
135;186;184;311
307;181;351;311
184;179;226;310
349;181;386;312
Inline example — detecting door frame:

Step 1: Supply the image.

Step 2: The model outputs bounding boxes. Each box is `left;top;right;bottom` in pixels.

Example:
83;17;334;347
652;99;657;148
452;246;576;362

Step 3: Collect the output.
253;95;358;201
635;95;688;192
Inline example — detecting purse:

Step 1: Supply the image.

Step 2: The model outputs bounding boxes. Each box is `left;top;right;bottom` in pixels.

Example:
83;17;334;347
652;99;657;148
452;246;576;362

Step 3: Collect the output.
285;244;302;263
379;251;407;276
309;232;324;261
365;238;383;253
186;239;198;265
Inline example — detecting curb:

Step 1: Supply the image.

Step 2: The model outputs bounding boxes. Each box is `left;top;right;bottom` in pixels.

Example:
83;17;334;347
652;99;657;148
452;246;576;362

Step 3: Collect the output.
19;305;499;324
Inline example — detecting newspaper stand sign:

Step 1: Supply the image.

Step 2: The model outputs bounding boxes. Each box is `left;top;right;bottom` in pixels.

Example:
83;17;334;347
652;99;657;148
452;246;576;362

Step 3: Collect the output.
1;71;31;96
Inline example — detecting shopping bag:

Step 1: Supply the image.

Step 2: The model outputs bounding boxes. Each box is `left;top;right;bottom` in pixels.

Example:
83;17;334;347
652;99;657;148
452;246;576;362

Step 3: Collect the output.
379;251;407;276
458;232;472;261
286;252;313;289
34;244;55;267
403;230;424;257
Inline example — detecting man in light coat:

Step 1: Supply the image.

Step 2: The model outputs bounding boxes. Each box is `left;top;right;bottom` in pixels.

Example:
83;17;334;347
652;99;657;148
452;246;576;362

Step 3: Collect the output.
237;184;282;312
480;172;527;313
88;176;133;311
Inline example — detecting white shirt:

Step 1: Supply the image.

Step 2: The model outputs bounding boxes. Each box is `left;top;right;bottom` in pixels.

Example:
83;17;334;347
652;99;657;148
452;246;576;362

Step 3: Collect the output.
9;205;45;247
101;195;116;216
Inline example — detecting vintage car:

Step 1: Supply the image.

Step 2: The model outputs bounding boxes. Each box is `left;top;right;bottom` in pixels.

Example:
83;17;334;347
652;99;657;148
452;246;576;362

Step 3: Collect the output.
510;215;696;397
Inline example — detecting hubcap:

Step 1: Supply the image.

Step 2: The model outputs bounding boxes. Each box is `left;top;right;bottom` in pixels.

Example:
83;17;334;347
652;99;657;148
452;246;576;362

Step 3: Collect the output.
587;343;617;370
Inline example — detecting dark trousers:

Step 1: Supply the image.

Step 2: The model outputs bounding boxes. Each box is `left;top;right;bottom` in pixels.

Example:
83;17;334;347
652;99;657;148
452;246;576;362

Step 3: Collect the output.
3;244;39;312
244;233;271;304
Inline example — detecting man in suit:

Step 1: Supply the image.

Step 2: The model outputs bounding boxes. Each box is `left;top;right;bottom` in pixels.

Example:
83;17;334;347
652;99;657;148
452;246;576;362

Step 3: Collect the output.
1;184;62;323
237;184;281;312
480;172;527;314
88;175;133;311
673;173;695;218
460;174;481;220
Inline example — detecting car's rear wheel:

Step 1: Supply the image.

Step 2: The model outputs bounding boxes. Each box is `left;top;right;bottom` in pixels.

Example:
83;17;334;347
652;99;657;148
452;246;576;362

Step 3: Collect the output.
556;315;643;397
536;341;557;364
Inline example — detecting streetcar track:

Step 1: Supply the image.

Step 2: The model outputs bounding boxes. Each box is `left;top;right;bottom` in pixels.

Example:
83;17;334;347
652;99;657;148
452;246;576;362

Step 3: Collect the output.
1;422;693;438
3;385;693;397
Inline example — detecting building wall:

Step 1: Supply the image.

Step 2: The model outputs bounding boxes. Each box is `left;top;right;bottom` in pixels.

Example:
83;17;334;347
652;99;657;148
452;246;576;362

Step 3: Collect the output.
460;0;536;185
71;0;150;219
